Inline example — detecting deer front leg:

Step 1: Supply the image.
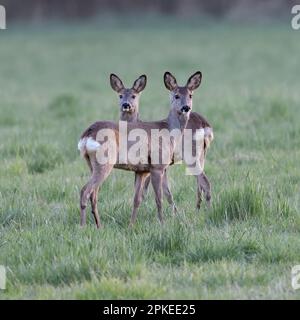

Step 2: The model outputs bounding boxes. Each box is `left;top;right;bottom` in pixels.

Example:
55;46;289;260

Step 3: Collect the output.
150;169;164;224
138;170;177;215
129;172;148;227
141;175;151;200
162;170;177;215
134;173;150;201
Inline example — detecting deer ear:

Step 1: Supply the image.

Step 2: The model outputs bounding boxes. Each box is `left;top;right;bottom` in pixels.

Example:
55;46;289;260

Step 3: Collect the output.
186;71;202;91
132;75;147;93
164;72;178;91
110;73;124;93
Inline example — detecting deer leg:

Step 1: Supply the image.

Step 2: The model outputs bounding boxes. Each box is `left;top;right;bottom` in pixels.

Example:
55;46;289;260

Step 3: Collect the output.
194;149;210;209
150;169;164;224
90;185;100;227
80;183;89;226
85;153;99;215
142;175;151;200
81;154;95;227
162;170;177;215
80;178;99;228
196;172;211;209
86;154;100;222
196;175;203;210
84;154;93;172
134;173;150;202
201;172;211;207
129;172;148;227
80;163;113;228
185;161;204;210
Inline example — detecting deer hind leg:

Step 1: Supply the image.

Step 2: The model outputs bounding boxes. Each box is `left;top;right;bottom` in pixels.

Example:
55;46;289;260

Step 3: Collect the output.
196;172;211;209
194;148;211;209
196;175;203;210
200;147;212;207
150;169;164;224
82;153;99;226
84;154;93;172
184;160;205;210
162;170;177;215
85;154;100;221
90;185;100;227
129;172;149;227
201;172;211;206
80;162;113;228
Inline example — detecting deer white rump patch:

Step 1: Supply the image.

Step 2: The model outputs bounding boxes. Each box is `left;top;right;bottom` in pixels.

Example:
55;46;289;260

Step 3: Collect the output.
78;137;101;154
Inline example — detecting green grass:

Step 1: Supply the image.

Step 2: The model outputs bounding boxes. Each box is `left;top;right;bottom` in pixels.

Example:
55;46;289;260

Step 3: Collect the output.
0;18;300;299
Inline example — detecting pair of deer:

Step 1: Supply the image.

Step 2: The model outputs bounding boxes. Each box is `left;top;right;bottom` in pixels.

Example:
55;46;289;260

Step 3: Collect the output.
78;71;213;228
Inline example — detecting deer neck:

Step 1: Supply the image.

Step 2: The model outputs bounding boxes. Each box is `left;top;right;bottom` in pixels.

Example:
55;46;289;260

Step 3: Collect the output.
167;109;189;133
167;109;189;150
120;112;139;122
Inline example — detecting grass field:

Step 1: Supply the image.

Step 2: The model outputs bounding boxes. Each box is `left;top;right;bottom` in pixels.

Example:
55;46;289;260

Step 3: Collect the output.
0;17;300;299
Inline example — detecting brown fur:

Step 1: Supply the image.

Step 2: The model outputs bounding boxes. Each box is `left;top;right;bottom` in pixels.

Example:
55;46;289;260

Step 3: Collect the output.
110;73;213;209
79;72;207;227
79;115;188;227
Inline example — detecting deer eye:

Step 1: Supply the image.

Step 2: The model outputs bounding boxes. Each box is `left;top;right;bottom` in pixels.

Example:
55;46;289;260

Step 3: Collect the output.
119;95;123;99
189;94;193;99
175;95;180;100
132;95;136;99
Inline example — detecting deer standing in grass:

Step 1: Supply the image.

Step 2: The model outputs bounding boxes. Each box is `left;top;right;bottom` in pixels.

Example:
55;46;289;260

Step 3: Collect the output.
110;72;213;211
78;71;203;228
110;73;177;212
162;72;213;209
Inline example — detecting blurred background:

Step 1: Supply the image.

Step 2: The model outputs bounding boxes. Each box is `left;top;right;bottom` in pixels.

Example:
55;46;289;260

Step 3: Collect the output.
2;0;298;23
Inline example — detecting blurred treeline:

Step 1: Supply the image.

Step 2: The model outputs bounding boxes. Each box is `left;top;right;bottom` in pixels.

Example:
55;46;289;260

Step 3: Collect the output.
1;0;297;21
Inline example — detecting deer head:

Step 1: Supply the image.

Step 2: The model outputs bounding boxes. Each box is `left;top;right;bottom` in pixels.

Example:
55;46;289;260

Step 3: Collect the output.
164;71;202;121
110;73;147;122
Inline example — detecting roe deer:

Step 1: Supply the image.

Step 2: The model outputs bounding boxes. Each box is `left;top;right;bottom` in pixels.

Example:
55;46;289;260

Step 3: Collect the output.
110;73;177;212
110;73;146;122
78;71;203;228
111;73;213;210
83;73;154;220
163;72;214;209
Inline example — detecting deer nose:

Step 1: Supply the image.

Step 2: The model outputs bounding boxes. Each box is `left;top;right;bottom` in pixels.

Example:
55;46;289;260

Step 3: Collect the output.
122;103;131;111
181;105;191;113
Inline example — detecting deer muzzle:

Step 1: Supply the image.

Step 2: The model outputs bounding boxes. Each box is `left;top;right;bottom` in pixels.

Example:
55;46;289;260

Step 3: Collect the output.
122;103;132;112
181;105;191;113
